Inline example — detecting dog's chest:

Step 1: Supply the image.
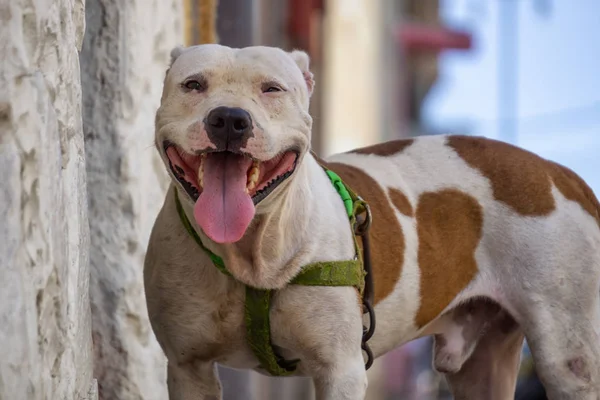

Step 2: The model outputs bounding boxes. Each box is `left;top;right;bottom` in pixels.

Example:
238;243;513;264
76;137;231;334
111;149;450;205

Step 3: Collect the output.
161;279;257;366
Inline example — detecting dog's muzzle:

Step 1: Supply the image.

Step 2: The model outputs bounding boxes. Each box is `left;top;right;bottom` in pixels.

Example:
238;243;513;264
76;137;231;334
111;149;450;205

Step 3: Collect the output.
204;106;254;152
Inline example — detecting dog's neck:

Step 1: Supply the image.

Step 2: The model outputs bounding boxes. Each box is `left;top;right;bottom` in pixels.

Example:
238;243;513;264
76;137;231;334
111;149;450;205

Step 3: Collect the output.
180;153;356;289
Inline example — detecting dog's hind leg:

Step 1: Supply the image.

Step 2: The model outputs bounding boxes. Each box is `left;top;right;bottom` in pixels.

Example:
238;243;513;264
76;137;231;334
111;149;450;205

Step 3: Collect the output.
512;240;600;399
444;310;524;400
520;299;600;399
167;361;222;400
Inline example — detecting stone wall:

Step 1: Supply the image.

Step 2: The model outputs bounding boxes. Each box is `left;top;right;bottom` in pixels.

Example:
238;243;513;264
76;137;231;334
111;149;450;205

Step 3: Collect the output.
1;0;182;398
0;0;96;399
80;0;182;399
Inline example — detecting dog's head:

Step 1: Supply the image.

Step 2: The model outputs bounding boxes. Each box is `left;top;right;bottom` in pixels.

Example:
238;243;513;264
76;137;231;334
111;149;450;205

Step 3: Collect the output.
156;44;314;244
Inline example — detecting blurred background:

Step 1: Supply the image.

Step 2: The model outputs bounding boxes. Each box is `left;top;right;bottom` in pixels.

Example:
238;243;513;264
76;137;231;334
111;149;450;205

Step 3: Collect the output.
2;0;598;399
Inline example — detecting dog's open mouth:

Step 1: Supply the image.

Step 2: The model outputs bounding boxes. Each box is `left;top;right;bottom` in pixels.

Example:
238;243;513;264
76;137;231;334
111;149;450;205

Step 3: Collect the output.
163;141;298;243
164;142;298;204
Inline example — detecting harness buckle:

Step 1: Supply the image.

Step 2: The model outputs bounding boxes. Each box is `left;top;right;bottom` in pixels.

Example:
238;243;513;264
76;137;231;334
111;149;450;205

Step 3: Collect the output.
354;198;372;237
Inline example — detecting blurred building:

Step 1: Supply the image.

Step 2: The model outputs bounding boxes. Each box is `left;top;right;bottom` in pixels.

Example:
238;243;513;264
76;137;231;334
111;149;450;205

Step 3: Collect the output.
186;0;471;154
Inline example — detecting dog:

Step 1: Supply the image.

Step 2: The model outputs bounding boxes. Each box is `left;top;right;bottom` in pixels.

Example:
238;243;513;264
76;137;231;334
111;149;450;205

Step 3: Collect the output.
144;43;600;399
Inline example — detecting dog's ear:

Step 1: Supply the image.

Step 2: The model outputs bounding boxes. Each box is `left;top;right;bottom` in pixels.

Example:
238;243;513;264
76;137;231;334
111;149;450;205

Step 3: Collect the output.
165;45;186;77
289;50;314;97
170;46;186;66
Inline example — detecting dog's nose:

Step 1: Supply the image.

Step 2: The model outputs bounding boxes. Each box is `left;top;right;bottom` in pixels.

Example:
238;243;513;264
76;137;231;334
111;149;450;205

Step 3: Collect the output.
205;107;253;150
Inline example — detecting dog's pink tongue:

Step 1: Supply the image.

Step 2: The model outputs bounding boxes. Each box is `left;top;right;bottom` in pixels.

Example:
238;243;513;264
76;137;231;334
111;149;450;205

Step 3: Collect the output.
194;153;255;243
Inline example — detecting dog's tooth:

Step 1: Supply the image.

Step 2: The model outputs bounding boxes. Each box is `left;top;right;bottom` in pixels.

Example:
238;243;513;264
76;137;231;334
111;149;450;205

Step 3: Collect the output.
246;160;260;192
246;170;258;191
198;164;203;188
247;165;260;182
246;162;261;191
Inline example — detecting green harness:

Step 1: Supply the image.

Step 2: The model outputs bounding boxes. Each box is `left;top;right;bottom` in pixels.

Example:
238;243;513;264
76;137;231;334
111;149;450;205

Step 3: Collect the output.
174;168;374;376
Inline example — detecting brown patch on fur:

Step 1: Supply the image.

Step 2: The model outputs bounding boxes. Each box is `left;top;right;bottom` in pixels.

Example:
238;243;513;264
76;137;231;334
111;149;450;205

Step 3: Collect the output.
348;139;414;156
415;189;483;328
388;188;413;217
548;162;600;227
447;136;555;216
323;161;405;305
447;135;600;226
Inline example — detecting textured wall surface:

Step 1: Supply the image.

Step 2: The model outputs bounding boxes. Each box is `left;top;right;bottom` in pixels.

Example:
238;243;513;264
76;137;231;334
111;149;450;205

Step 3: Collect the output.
80;0;182;398
0;0;96;399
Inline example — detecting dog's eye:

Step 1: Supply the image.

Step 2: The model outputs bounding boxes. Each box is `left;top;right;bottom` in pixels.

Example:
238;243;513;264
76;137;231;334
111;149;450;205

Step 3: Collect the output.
184;80;205;91
261;82;286;93
263;86;282;93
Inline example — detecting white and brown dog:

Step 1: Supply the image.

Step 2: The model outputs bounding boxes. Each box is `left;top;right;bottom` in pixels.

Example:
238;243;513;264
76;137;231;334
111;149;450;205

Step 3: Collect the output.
144;43;600;399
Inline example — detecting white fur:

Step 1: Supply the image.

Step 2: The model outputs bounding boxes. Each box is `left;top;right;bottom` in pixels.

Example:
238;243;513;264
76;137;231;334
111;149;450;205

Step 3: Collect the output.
146;44;600;399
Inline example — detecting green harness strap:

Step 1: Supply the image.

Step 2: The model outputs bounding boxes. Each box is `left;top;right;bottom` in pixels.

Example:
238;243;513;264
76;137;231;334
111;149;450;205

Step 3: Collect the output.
174;168;368;376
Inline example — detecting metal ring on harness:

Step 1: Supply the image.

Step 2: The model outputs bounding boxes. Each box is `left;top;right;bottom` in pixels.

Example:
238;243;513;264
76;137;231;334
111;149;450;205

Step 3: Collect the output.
361;334;374;370
362;298;376;342
354;199;372;236
362;301;375;370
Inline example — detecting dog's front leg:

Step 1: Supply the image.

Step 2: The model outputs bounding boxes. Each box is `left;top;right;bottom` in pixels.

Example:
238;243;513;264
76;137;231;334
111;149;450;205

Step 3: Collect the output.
312;354;368;400
167;360;222;400
273;286;368;399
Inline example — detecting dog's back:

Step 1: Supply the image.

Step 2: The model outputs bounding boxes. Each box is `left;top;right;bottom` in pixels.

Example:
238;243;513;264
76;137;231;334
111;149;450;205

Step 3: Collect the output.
321;135;600;384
